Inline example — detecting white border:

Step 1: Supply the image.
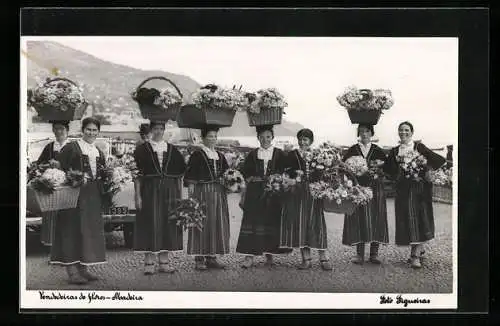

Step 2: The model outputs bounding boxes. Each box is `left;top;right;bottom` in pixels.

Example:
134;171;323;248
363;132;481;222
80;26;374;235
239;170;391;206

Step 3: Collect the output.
19;36;458;310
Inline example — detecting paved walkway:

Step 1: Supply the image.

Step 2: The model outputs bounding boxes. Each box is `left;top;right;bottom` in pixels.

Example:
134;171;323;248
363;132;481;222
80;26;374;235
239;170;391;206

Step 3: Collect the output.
25;196;453;293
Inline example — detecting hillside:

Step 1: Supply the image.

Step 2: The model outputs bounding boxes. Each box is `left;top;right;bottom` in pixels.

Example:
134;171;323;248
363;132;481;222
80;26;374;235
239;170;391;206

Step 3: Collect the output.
25;41;303;137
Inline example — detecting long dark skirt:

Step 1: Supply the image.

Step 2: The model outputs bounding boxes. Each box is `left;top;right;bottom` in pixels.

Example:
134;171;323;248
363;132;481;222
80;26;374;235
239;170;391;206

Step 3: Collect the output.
394;179;435;246
187;182;230;255
236;181;292;256
342;180;389;245
50;181;106;265
134;176;183;253
40;211;57;246
280;182;328;249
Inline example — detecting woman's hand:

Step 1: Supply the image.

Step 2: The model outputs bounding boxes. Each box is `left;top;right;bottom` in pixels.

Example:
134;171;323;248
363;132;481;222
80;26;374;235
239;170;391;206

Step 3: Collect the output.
135;195;142;211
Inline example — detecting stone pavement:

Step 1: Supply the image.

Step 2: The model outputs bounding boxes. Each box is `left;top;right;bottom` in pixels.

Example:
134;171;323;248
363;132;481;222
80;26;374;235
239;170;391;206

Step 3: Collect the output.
25;196;453;293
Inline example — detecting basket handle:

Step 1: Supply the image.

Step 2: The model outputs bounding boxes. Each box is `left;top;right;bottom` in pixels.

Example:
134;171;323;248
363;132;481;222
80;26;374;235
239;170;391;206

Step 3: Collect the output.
358;89;373;100
44;77;79;87
135;76;184;99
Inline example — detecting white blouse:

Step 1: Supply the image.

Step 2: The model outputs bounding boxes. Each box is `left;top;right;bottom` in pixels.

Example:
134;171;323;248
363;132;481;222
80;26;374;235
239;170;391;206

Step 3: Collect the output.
358;142;372;158
258;146;274;175
398;140;415;156
78;139;100;178
53;139;69;153
149;140;169;166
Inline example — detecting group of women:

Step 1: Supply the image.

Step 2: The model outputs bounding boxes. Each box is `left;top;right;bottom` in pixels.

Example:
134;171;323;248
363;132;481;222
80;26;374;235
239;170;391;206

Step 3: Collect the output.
35;117;446;285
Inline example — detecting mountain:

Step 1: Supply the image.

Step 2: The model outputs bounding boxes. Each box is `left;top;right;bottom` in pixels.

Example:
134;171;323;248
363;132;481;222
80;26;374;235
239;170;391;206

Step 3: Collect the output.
25;41;304;137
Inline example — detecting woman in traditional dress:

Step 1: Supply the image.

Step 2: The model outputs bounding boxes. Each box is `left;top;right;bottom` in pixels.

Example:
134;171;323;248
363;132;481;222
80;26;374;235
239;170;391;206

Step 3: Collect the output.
342;124;389;264
384;121;446;268
280;128;332;270
36;120;71;248
236;125;292;268
184;125;231;270
51;117;106;284
133;121;186;275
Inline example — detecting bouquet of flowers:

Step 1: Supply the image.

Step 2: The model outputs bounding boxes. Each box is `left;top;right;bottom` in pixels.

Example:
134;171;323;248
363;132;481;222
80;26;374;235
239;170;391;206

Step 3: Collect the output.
224;150;246;170
366;159;385;180
336;86;394;111
396;150;428;181
131;87;182;109
29;168;68;194
29;78;85;112
309;175;373;206
168;198;206;231
264;170;304;196
344;156;369;177
192;84;248;111
222;168;246;193
66;169;91;187
428;167;453;187
246;88;288;114
306;142;343;177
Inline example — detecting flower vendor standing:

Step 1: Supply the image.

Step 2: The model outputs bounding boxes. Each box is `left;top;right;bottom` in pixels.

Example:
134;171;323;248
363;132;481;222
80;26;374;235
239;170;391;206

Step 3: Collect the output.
184;125;231;270
342;124;389;265
51;117;107;284
236;124;293;268
36;120;71;248
384;121;446;269
279;128;333;270
133;121;186;275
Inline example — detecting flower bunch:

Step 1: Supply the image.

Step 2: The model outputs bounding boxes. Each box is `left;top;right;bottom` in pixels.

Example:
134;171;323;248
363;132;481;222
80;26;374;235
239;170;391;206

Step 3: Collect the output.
396;150;428;181
29;168;67;194
336;86;394;111
153;88;183;108
344;156;369;177
66;169;91;187
191;84;247;111
366;159;385;180
429;167;452;187
29;79;85;112
224;150;246;170
306;142;343;177
246;88;288;114
222;168;246;193
168;198;206;232
264;170;304;195
101;156;137;202
309;175;373;206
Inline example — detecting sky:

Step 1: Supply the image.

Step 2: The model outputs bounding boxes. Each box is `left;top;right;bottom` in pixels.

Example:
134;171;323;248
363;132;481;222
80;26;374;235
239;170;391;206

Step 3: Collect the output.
21;36;458;148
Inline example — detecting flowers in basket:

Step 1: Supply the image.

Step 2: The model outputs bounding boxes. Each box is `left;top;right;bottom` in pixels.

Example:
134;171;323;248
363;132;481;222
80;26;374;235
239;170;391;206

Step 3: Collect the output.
222;168;246;193
336;86;394;111
191;84;248;111
132;86;182;109
396;150;428;181
246;88;288;114
29;78;85;112
366;159;385;180
428;167;453;187
29;168;68;195
344;156;369;177
309;175;373;206
306;142;343;175
264;170;304;196
168;198;206;232
66;169;91;187
102;156;136;195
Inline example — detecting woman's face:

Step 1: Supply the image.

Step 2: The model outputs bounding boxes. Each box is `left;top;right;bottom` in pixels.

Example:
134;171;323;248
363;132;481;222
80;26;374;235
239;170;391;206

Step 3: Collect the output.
53;124;68;141
203;131;218;148
398;124;413;143
151;124;165;141
141;133;151;142
82;123;99;144
298;136;312;150
258;130;273;148
358;126;373;144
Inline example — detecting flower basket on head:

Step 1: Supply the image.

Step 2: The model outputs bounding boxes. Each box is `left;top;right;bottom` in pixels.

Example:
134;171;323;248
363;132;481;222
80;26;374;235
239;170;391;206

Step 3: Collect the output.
26;185;80;213
245;88;287;126
177;84;244;129
337;87;394;125
28;77;87;121
132;76;184;121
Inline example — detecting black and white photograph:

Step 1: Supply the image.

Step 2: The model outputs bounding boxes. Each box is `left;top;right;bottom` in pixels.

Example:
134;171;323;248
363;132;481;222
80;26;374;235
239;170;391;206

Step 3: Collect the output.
20;34;458;309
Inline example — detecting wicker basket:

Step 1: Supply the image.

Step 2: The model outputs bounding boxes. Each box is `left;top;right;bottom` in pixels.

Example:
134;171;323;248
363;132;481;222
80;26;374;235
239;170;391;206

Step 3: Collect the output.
27;186;80;213
246;107;284;126
347;109;382;125
133;76;183;121
176;104;236;129
323;199;357;215
432;185;452;204
29;77;88;121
